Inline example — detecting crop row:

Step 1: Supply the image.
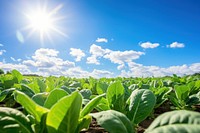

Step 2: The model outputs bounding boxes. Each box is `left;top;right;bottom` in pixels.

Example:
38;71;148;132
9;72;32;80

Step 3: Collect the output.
0;70;200;132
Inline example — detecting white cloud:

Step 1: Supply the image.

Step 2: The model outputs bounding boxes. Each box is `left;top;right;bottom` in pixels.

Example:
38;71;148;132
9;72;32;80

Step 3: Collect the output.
87;55;100;65
69;48;85;62
140;42;160;49
23;60;36;66
0;50;6;55
87;44;110;65
104;50;144;69
91;69;113;78
23;48;75;68
117;64;125;70
120;62;200;77
167;42;185;48
89;44;110;56
104;50;144;64
34;48;59;57
11;57;22;62
96;38;108;43
0;44;3;47
0;62;31;74
87;44;144;68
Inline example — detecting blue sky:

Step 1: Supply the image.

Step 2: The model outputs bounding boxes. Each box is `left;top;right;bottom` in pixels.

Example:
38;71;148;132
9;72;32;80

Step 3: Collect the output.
0;0;200;77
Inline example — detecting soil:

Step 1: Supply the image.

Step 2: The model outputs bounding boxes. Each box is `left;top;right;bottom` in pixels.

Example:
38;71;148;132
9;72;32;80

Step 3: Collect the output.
80;118;108;133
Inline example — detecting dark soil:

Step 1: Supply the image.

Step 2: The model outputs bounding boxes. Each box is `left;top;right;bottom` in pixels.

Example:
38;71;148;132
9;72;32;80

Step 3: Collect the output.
80;118;108;133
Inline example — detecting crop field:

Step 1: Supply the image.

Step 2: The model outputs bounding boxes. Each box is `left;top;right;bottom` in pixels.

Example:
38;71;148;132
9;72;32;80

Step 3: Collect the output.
0;69;200;133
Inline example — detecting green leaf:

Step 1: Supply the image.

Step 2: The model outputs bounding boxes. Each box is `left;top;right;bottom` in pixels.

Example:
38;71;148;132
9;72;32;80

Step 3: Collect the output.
44;89;68;109
146;110;200;133
96;82;108;95
46;91;82;133
32;92;49;106
20;84;35;97
95;97;110;111
11;69;23;83
37;79;46;92
14;91;49;122
0;107;33;133
61;86;72;94
27;80;40;94
80;93;105;118
174;85;190;101
0;88;16;102
146;125;200;133
45;77;55;92
107;81;125;112
91;110;135;133
79;89;92;99
76;115;92;132
126;89;156;124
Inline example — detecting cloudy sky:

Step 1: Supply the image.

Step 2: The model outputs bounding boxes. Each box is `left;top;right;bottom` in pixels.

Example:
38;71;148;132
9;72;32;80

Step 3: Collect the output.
0;0;200;78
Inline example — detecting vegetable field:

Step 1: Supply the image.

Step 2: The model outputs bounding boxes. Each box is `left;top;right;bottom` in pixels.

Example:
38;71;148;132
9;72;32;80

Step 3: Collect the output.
0;69;200;133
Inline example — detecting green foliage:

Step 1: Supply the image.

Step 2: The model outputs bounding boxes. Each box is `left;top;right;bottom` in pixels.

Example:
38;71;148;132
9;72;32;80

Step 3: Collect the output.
79;89;92;99
14;91;49;122
0;107;33;133
80;93;105;118
96;82;108;94
126;89;156;125
11;69;23;83
145;110;200;133
46;91;82;133
91;110;135;133
32;92;48;106
44;88;68;109
107;81;125;112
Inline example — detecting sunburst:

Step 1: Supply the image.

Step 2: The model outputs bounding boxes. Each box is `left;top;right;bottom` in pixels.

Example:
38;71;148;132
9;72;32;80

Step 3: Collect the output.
22;2;66;44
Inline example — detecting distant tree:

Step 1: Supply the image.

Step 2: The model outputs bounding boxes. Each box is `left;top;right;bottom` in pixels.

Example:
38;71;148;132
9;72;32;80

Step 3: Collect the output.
0;69;4;74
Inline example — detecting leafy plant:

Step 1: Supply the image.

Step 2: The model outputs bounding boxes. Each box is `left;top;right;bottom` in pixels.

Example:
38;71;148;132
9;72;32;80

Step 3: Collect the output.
0;107;33;133
145;110;200;133
169;85;200;109
12;90;104;133
91;110;135;133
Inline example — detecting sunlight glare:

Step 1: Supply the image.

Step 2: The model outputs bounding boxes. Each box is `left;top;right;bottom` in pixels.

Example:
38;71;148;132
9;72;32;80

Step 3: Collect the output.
28;10;53;33
23;3;66;44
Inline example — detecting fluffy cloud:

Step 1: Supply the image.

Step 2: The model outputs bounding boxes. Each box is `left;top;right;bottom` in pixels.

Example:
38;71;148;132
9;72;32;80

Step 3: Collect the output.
87;44;144;68
61;67;113;78
117;64;125;70
140;42;160;49
167;42;185;48
91;69;113;78
34;48;59;57
23;48;75;68
0;62;31;74
87;55;100;65
87;44;110;65
0;44;3;47
0;50;6;55
120;62;200;77
89;44;110;56
96;38;108;43
70;48;85;62
104;50;144;64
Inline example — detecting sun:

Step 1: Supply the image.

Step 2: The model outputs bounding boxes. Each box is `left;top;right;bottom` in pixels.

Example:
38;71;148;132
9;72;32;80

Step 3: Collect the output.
23;3;66;44
28;10;53;33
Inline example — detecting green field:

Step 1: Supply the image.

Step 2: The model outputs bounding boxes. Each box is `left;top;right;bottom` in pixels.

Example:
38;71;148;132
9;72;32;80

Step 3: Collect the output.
0;69;200;133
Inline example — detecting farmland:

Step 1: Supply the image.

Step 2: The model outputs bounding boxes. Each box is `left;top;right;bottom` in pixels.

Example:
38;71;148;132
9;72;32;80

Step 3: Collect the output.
0;69;200;133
